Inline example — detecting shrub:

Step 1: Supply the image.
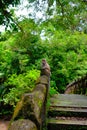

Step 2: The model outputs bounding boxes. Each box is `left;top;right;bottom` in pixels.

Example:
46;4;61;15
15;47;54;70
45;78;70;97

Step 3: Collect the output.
3;69;40;107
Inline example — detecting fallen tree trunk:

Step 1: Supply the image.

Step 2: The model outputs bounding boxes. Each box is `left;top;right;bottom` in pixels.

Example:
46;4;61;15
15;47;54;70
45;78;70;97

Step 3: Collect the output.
8;59;51;130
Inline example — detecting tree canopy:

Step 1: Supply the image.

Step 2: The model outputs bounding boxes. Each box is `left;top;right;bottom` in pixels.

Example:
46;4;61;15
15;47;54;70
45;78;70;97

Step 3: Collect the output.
0;0;87;32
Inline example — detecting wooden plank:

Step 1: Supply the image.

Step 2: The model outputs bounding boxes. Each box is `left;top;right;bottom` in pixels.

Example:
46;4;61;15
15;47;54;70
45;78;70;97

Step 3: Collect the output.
49;107;87;113
50;94;87;108
48;118;87;125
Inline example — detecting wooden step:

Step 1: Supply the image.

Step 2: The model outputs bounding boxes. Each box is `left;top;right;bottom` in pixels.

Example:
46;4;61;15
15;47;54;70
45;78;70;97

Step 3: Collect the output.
48;106;87;117
47;94;87;129
50;94;87;108
48;117;87;130
49;94;87;117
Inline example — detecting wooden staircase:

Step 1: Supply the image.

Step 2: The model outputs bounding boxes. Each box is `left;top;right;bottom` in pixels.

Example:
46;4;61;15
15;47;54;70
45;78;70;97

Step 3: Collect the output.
47;94;87;130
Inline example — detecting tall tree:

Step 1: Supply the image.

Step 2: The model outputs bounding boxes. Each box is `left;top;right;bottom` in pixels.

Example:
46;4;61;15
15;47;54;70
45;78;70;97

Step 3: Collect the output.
0;0;87;31
28;0;87;31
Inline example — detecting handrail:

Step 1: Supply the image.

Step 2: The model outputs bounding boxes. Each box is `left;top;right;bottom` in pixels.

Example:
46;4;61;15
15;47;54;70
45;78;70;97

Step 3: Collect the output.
65;74;87;95
8;59;51;130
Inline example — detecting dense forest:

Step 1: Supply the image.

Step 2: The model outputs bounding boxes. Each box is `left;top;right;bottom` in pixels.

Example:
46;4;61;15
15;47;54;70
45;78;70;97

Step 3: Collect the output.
0;0;87;116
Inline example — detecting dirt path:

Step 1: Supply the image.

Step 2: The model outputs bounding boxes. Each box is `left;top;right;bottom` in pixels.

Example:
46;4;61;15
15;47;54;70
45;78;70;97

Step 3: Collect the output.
0;121;9;130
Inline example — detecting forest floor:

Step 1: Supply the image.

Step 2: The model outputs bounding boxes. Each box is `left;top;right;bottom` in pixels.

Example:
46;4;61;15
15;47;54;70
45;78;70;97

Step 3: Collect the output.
0;120;9;130
0;115;11;130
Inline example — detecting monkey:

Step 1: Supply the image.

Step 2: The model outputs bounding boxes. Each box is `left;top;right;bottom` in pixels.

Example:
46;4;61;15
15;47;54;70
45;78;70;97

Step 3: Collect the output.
42;59;50;70
41;59;51;77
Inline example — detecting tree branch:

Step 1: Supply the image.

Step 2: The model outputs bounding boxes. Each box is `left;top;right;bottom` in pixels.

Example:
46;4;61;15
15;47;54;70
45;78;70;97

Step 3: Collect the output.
57;0;64;16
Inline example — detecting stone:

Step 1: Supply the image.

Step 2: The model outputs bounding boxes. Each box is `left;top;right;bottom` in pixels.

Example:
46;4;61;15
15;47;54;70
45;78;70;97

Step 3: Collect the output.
8;119;37;130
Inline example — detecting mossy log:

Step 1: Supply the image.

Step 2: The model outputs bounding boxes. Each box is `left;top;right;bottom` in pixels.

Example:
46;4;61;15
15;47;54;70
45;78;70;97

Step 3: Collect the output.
8;60;50;130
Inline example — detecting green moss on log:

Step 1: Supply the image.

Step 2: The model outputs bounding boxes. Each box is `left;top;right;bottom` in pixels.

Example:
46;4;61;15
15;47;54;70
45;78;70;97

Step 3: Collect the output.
8;119;37;130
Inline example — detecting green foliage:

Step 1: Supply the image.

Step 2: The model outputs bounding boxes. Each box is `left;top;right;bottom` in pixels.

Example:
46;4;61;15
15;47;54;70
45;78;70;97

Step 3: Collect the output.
49;87;58;97
0;16;87;116
49;80;58;96
1;0;87;32
0;22;87;94
0;0;20;29
3;69;40;106
40;23;87;92
27;0;87;32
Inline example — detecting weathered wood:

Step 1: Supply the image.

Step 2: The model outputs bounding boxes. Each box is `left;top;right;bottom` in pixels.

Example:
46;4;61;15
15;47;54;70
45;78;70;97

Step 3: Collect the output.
48;94;87;130
48;94;87;117
8;60;50;130
48;118;87;130
49;94;87;108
